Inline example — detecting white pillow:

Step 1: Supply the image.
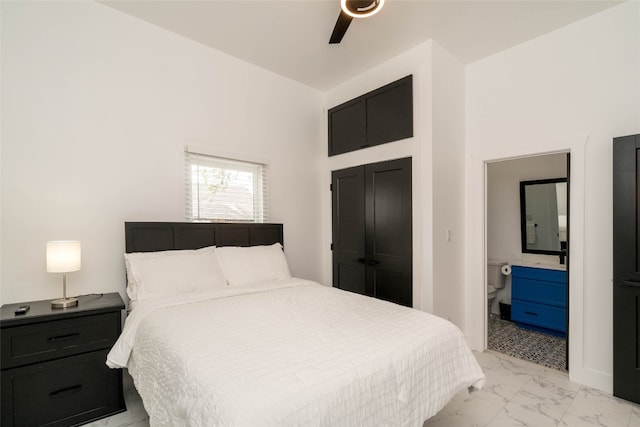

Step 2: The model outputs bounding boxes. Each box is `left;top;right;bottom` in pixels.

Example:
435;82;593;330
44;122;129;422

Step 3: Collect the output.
124;246;227;304
215;243;291;287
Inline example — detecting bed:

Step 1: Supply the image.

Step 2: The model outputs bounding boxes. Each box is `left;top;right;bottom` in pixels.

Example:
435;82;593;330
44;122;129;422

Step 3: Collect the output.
107;222;485;426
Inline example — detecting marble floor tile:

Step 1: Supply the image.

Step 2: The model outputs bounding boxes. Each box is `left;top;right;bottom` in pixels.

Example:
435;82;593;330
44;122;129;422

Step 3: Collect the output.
429;351;640;427
487;403;558;427
85;352;640;427
534;367;582;395
472;349;502;370
560;386;637;427
424;388;507;427
491;375;578;426
480;353;541;402
629;407;640;426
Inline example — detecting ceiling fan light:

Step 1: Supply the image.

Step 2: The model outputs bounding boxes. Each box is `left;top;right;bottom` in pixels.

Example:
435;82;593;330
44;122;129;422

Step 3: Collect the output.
340;0;385;19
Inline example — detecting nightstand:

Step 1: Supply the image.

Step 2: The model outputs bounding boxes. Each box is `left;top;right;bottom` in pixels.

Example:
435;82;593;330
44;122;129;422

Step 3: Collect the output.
1;293;126;427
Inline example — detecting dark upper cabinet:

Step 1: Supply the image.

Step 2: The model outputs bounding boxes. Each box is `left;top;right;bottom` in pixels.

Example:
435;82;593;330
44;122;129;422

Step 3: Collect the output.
328;99;367;156
328;75;413;156
366;78;413;146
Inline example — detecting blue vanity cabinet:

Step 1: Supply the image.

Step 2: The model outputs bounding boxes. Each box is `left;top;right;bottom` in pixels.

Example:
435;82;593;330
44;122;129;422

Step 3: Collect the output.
511;266;567;337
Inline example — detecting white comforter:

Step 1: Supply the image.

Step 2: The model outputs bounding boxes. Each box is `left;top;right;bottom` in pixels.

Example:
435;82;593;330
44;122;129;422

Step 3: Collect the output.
107;279;485;427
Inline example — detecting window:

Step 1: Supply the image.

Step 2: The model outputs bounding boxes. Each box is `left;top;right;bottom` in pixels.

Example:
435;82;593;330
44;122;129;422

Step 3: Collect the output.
185;150;267;222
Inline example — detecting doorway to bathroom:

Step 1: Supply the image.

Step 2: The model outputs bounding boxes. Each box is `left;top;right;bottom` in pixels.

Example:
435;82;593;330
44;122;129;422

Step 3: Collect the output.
486;152;570;372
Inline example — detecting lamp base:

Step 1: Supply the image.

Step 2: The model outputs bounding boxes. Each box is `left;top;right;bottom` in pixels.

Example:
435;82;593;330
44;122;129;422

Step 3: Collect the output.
51;297;78;309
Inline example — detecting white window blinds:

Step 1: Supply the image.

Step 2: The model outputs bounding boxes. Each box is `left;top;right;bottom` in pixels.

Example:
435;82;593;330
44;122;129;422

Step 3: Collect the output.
185;150;267;222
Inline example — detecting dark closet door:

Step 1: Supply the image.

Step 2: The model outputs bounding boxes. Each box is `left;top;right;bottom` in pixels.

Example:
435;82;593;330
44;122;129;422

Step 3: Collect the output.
331;166;366;295
332;158;412;307
613;134;640;404
365;158;412;306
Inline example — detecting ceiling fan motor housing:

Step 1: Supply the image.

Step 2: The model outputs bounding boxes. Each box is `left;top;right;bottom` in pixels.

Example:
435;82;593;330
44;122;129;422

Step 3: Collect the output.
330;0;384;44
341;0;384;18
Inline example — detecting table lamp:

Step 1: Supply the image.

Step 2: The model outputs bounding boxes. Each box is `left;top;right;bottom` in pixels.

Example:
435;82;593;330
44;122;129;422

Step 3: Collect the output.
47;240;81;308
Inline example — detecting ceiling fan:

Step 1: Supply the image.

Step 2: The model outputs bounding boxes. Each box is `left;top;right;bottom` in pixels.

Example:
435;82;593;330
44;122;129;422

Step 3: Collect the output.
329;0;385;44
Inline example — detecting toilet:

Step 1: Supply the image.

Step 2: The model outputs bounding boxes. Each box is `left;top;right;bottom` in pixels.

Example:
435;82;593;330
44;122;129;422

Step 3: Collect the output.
487;260;508;315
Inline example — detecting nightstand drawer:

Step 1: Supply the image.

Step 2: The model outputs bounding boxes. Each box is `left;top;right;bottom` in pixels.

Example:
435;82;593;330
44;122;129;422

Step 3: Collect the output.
1;312;120;369
1;349;124;427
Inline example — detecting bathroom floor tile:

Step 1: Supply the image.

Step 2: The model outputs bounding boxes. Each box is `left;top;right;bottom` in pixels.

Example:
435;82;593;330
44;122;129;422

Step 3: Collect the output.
488;314;567;372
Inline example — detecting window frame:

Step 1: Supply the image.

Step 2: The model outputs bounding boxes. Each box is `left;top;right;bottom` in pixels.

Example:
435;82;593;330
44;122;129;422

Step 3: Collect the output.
184;148;268;223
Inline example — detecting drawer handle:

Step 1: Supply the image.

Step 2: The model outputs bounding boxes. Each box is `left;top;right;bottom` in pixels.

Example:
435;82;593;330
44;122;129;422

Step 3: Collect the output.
47;333;79;342
524;311;538;316
50;384;82;398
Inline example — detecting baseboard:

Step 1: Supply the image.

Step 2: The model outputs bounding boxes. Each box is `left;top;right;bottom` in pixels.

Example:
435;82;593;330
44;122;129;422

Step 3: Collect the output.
569;366;613;394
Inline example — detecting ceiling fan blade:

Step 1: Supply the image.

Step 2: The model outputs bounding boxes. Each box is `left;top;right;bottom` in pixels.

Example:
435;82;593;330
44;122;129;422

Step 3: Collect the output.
329;10;353;44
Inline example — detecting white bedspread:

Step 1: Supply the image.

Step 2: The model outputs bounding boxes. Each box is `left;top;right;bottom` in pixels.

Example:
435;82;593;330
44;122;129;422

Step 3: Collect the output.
108;279;485;426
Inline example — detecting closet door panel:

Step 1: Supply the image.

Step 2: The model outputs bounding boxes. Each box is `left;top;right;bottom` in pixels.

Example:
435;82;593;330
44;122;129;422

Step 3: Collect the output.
365;158;413;307
370;169;404;255
372;270;408;309
332;166;366;295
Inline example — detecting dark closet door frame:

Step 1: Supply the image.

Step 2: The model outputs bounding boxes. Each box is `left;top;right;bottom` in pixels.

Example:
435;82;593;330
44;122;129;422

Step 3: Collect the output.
331;157;413;307
565;153;571;371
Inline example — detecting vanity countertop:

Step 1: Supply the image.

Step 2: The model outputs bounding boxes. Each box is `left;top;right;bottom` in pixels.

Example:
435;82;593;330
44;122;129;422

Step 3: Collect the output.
512;262;566;271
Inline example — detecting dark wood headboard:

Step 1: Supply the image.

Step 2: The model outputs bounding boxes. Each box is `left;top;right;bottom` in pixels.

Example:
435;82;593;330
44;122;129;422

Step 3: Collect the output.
125;222;284;253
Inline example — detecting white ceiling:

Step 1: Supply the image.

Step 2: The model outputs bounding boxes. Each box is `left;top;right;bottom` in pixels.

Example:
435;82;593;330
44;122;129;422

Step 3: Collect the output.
100;0;622;91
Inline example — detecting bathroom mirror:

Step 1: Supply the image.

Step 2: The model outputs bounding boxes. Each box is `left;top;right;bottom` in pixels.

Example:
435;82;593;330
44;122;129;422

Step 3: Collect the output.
520;178;568;255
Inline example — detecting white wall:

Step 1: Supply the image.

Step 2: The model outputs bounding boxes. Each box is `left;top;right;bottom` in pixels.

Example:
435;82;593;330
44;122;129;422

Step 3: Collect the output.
486;153;567;314
465;0;640;392
431;42;466;326
0;1;324;305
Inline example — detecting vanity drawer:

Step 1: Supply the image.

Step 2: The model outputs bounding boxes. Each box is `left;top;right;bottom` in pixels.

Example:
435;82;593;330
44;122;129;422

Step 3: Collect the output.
1;312;120;369
1;348;124;427
511;265;566;284
512;299;566;333
512;278;566;307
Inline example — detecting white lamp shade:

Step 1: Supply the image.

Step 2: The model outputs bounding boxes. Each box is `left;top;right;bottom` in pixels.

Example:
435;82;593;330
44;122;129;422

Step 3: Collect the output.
47;241;81;273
